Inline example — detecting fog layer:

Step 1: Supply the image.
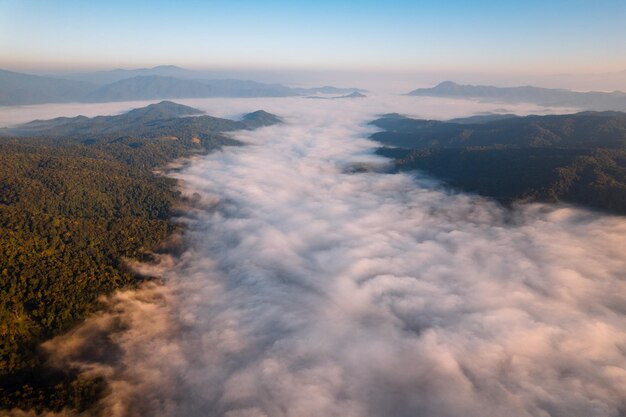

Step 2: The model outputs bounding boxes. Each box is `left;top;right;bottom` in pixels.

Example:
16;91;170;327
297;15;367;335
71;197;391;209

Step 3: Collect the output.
27;97;626;417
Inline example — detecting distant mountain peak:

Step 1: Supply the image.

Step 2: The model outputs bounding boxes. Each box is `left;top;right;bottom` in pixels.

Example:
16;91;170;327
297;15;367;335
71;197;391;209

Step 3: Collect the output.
437;81;459;87
151;65;186;70
148;100;201;111
379;112;405;118
123;101;204;120
244;110;273;118
430;81;464;92
141;100;202;111
243;110;282;125
5;102;281;138
407;81;626;111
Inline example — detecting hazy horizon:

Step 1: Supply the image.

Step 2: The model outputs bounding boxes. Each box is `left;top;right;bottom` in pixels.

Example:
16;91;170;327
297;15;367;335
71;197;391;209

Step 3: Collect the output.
2;1;626;92
3;64;626;95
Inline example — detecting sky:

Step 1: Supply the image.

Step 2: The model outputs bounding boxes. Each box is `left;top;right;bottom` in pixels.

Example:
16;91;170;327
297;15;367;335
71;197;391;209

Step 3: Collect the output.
1;0;626;76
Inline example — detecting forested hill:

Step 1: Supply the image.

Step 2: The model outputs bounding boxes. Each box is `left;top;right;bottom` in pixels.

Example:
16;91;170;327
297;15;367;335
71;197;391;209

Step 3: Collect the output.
0;102;280;413
371;111;626;149
370;112;626;215
2;100;281;138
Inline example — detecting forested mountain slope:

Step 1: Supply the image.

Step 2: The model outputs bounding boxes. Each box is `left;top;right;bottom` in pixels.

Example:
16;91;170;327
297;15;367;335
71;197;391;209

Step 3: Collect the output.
0;102;280;412
371;111;626;214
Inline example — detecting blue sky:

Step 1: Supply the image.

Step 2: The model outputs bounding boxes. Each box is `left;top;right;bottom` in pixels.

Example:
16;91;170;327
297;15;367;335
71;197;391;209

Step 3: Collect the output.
1;0;625;74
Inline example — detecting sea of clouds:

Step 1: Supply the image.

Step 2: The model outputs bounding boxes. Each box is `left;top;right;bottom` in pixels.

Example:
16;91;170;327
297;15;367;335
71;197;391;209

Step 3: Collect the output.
6;96;626;417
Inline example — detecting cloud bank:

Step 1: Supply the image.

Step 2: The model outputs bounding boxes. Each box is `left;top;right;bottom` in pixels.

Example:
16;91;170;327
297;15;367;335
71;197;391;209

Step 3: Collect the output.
18;97;626;417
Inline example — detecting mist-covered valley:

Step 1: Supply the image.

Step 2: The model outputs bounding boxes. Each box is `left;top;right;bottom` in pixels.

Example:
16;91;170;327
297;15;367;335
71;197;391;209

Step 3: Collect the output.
5;0;626;414
4;96;625;417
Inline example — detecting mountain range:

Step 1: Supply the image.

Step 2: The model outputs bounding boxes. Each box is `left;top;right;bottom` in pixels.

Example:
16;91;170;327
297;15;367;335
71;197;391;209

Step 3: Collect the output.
0;66;365;106
306;91;367;100
408;81;626;111
371;111;626;149
371;111;626;214
1;100;280;139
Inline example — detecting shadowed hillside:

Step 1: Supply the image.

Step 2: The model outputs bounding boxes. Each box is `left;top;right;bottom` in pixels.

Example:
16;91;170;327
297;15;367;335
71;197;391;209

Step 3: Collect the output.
371;111;626;214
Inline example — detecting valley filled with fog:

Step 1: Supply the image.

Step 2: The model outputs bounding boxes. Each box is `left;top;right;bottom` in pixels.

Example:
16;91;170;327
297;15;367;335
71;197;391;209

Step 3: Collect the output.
4;96;626;417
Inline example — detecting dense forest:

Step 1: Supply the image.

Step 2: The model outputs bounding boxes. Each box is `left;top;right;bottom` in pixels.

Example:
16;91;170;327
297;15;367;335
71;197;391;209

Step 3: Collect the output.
0;102;280;413
371;112;626;214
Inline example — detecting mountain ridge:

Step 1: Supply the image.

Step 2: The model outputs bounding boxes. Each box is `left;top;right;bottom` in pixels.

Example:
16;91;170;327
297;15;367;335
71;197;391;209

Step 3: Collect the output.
0;67;365;105
0;69;96;105
2;101;281;138
408;81;626;111
370;111;626;215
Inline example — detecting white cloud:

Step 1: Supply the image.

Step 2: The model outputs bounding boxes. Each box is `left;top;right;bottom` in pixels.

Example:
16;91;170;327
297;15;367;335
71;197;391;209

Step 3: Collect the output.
22;96;626;417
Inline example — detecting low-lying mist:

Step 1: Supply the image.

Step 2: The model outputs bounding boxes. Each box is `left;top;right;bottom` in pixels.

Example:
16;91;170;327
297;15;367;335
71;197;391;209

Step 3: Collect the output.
13;97;626;417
